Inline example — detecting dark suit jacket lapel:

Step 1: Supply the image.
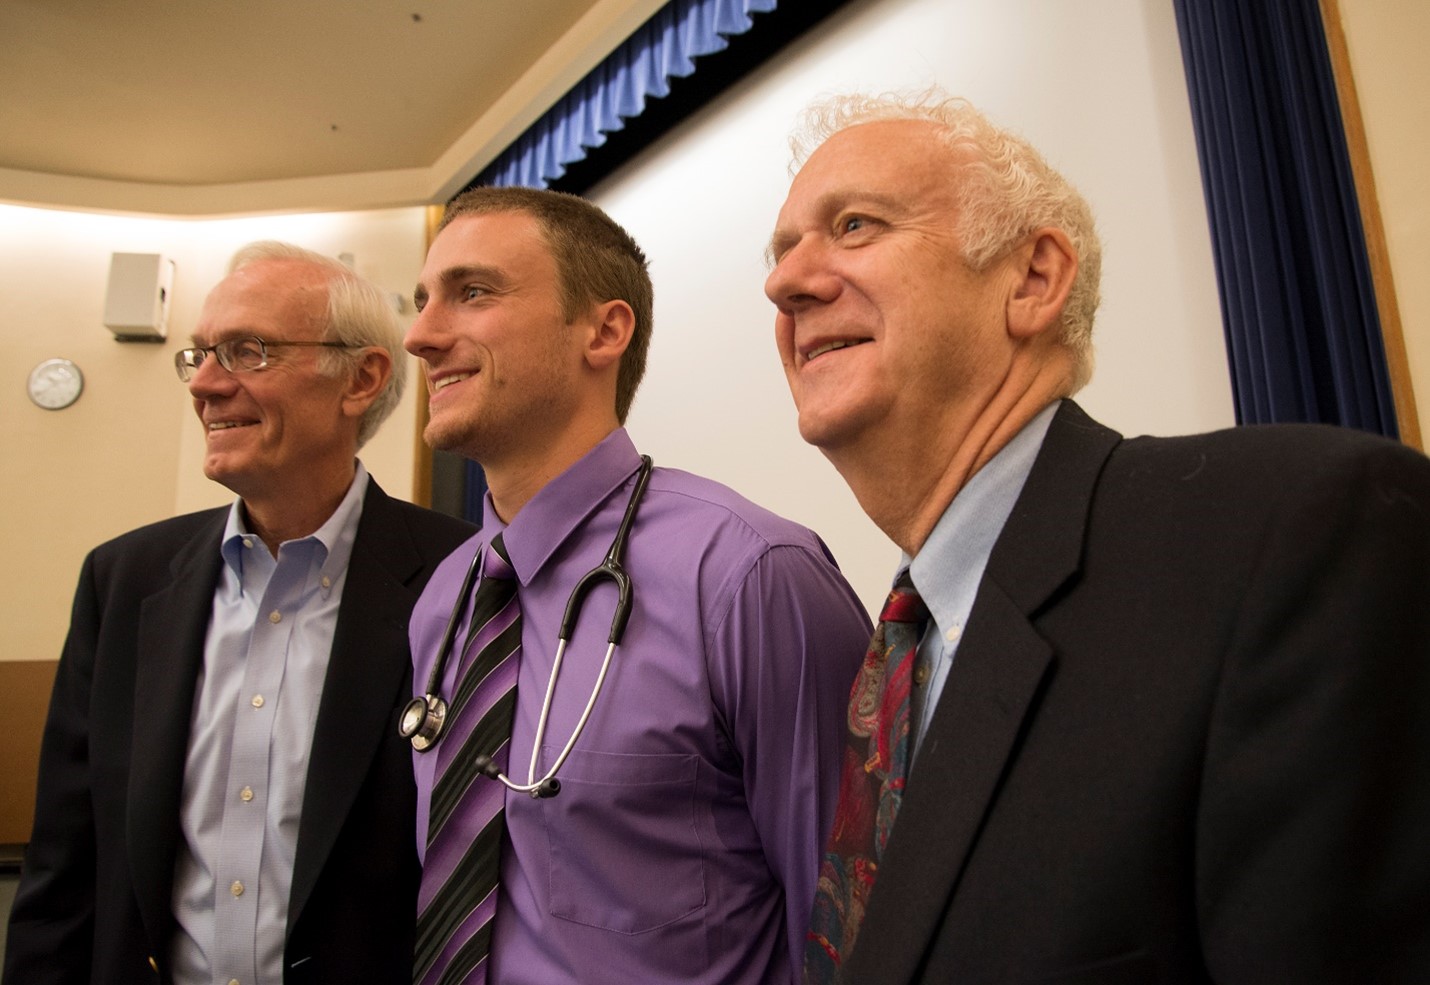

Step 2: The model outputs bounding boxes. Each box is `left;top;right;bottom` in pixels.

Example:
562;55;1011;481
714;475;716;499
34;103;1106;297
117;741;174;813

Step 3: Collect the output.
287;480;424;934
846;401;1122;983
128;512;226;952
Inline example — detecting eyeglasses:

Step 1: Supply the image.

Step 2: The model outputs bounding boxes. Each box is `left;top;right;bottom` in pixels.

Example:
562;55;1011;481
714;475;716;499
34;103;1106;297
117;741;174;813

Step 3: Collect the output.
174;336;358;382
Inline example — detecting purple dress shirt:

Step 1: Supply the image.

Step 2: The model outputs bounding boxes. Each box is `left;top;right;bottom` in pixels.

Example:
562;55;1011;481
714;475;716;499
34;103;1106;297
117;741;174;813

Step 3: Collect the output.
411;429;871;984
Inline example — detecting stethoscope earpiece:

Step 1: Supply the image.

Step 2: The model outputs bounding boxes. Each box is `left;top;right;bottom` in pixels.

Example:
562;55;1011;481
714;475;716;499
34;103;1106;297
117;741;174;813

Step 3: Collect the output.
403;457;655;802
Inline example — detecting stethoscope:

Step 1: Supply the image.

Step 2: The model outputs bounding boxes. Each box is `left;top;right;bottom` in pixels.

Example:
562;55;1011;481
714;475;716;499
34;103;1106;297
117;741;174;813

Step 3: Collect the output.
399;456;653;800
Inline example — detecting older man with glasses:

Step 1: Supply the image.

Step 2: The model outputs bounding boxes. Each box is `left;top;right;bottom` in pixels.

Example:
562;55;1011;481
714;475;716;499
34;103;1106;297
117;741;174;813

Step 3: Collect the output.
5;241;475;985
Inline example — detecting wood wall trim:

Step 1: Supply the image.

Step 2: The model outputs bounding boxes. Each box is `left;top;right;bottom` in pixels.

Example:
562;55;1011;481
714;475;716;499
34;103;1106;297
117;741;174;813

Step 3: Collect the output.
1319;0;1422;450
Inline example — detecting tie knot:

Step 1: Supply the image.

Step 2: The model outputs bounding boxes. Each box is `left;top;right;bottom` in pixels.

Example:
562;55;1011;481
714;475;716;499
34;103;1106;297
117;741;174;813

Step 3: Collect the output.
483;533;516;581
880;571;928;625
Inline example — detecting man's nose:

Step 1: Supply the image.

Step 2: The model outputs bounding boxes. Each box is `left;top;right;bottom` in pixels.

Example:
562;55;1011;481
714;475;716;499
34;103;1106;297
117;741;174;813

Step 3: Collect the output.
764;236;837;312
186;351;237;397
404;301;448;358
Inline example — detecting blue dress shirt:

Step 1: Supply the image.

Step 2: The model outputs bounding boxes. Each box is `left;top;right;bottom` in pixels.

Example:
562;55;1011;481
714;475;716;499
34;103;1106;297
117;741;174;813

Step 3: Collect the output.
906;403;1058;755
170;466;368;985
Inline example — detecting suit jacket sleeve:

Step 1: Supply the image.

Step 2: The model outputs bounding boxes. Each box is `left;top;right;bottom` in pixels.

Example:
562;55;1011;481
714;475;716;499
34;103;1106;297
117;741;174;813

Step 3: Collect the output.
4;550;104;985
1196;437;1430;980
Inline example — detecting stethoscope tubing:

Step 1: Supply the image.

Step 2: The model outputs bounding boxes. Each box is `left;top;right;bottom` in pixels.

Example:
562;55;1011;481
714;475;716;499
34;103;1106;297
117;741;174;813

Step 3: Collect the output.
426;545;486;698
499;637;618;798
401;456;654;801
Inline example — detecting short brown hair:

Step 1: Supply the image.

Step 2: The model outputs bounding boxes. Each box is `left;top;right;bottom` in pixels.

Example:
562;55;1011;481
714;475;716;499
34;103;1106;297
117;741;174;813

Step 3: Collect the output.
440;187;653;422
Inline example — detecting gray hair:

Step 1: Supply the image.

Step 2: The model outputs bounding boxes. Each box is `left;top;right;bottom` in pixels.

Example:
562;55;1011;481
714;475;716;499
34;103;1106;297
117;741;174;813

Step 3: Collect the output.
790;88;1102;391
228;241;406;447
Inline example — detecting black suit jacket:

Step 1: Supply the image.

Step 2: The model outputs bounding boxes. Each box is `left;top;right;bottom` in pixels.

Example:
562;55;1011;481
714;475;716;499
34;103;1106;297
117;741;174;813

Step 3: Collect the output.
5;480;475;985
845;401;1430;984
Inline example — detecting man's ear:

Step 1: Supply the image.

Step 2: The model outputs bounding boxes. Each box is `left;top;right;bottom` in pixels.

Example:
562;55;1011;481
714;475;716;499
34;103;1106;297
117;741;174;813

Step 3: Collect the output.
1006;228;1077;341
584;299;635;371
341;347;393;418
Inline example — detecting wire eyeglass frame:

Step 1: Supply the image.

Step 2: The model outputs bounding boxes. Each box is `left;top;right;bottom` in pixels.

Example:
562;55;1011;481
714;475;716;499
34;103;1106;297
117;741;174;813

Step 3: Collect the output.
174;335;359;382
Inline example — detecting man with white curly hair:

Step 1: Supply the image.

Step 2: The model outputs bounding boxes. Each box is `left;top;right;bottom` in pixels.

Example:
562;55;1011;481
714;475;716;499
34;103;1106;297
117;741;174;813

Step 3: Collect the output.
6;242;474;985
766;89;1430;984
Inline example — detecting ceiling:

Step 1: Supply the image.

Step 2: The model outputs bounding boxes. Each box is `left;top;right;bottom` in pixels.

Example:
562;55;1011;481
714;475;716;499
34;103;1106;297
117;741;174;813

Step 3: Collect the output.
0;0;666;216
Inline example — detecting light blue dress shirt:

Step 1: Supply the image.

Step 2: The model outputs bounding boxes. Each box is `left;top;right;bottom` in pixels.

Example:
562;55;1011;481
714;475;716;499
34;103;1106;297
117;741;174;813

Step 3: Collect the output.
170;465;368;985
906;403;1058;756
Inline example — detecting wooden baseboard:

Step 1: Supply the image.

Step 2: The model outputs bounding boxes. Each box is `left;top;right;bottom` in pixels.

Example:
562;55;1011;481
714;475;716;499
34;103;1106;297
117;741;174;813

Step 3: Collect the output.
0;844;25;874
0;661;58;845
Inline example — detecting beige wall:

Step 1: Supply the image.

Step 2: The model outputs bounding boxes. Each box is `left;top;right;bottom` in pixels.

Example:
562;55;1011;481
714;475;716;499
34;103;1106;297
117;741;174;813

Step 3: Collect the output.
1;204;429;664
1337;0;1430;437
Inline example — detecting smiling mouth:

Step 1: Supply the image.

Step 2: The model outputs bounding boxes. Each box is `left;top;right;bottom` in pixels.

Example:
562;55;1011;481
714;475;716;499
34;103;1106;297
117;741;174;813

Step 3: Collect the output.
806;339;869;362
207;421;254;431
431;372;473;393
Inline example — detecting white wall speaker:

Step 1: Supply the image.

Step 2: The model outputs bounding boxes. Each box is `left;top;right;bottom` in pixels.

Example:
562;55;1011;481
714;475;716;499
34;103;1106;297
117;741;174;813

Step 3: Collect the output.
103;253;175;342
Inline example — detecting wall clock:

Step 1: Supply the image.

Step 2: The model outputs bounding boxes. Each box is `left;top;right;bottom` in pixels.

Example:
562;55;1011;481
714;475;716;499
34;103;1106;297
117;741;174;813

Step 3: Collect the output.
27;358;85;410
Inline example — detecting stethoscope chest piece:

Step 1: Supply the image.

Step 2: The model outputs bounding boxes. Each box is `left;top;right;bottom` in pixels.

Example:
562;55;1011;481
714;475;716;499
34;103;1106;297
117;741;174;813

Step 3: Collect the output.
400;694;448;751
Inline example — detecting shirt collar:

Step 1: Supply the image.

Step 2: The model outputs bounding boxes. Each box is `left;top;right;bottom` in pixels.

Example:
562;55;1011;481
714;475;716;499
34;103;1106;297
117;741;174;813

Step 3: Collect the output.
480;429;642;585
220;461;370;587
906;402;1060;635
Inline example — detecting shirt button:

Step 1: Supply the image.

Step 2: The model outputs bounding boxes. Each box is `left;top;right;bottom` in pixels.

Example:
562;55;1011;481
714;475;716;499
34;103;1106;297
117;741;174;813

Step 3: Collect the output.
946;623;962;642
231;881;244;897
913;664;930;686
242;538;253;550
321;575;332;589
269;610;282;624
240;786;254;802
230;979;241;985
251;694;265;709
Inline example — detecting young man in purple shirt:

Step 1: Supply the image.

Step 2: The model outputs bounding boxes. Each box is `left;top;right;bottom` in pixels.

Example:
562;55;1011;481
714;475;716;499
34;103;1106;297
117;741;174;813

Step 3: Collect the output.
402;186;872;985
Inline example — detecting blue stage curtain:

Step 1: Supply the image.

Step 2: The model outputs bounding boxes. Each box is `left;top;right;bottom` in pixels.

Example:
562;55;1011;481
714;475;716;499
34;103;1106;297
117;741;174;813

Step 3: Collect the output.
477;0;777;189
457;0;778;519
1171;0;1397;436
